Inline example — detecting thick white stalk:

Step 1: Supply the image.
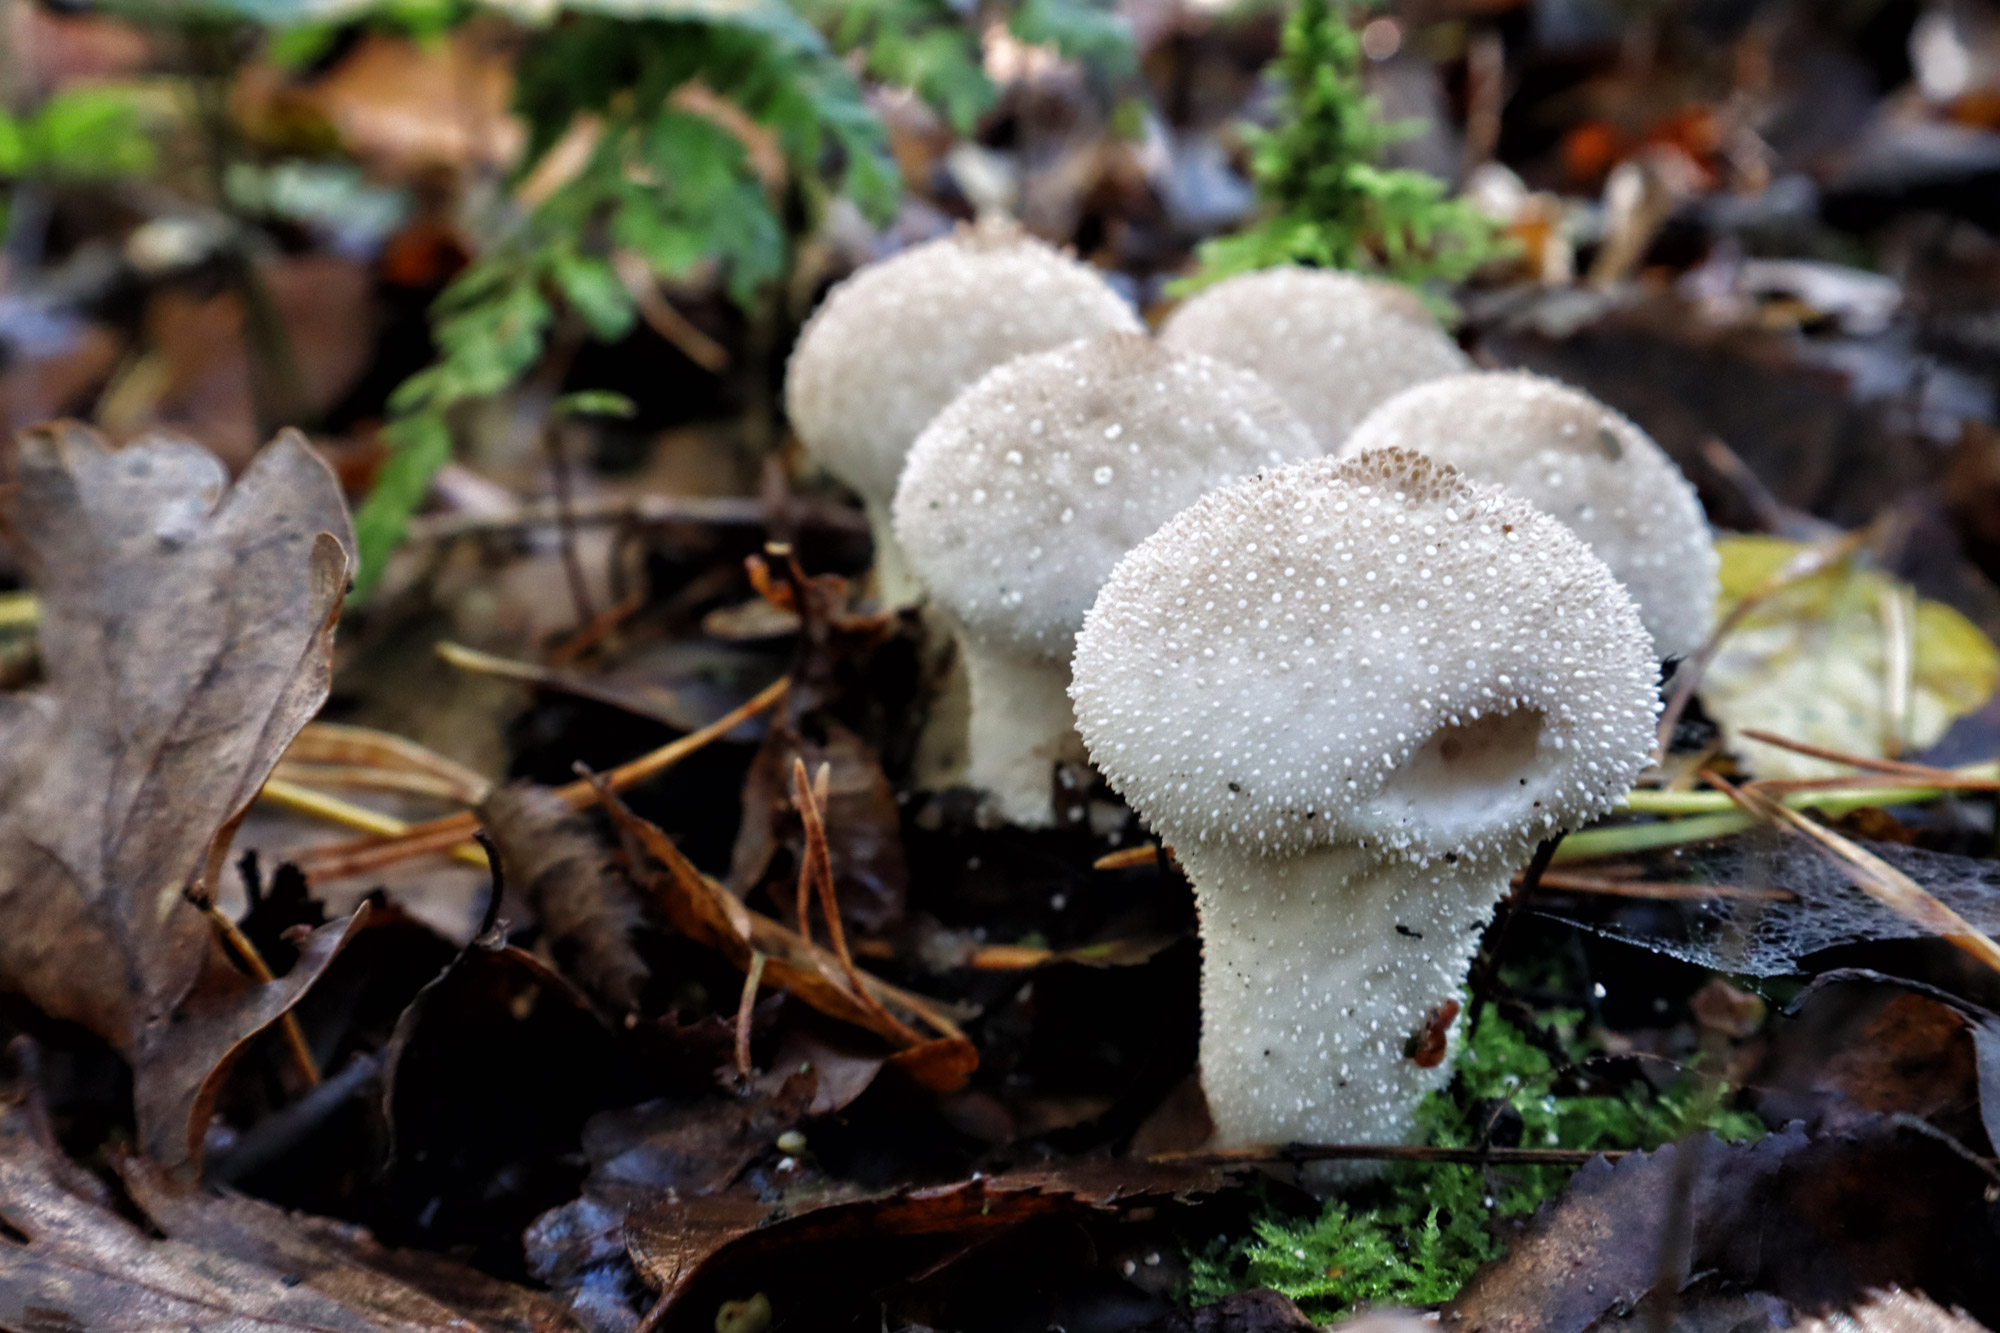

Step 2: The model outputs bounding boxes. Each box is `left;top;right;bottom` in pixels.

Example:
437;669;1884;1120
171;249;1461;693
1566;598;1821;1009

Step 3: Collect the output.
1173;839;1510;1151
863;496;924;610
960;641;1085;827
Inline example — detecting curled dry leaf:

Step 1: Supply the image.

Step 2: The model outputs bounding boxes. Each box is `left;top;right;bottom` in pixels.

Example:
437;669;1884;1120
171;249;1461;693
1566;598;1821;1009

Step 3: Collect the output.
479;782;651;1019
0;423;355;1168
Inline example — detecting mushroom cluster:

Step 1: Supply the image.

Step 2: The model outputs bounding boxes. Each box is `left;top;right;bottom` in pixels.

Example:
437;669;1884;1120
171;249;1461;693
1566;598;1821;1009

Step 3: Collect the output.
1161;267;1472;450
1342;370;1716;659
894;331;1320;827
1070;448;1660;1151
785;219;1141;605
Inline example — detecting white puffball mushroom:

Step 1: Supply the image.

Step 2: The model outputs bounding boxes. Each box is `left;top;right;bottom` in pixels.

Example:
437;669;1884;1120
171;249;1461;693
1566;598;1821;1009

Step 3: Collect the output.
1342;370;1717;659
784;218;1141;605
1160;267;1471;451
1070;448;1659;1154
894;331;1320;827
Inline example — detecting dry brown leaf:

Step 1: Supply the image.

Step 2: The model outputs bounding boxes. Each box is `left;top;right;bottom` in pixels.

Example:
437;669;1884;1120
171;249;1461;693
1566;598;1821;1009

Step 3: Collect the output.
0;1057;575;1332
479;782;651;1019
0;423;353;1168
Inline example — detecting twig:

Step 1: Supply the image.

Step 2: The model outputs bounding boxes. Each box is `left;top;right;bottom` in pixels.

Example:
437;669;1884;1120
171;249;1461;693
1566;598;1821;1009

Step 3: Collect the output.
283;676;789;881
734;950;767;1082
613;248;731;372
545;415;598;629
1737;729;1999;785
1528;869;1796;902
401;493;868;544
791;758;926;1046
1154;1142;1627;1167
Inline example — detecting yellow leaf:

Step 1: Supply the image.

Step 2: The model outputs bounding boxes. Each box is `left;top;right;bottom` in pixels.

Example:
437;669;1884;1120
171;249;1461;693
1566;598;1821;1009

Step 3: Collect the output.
1700;535;2000;778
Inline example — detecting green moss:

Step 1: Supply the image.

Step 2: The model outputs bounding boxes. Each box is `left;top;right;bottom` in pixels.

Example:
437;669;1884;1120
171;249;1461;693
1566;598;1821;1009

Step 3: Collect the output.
1184;1004;1764;1323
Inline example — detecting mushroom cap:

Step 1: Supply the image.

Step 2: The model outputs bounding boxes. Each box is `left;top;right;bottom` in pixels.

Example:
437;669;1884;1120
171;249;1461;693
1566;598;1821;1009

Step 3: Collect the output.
785;219;1142;506
1342;371;1716;658
893;331;1320;658
1071;448;1659;862
1159;267;1472;450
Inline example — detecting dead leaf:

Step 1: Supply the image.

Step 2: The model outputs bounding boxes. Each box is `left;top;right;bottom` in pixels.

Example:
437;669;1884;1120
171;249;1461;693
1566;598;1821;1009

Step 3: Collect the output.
0;423;353;1169
727;554;907;934
138;908;373;1175
624;1161;1224;1330
1445;1121;2000;1333
594;781;977;1088
0;1060;424;1331
479;782;650;1019
0;1049;577;1331
1701;535;2000;778
115;1151;584;1333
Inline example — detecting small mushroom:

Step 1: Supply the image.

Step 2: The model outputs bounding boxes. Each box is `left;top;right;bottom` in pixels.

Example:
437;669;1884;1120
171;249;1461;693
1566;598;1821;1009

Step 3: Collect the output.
1070;449;1658;1152
1342;370;1717;659
893;331;1319;827
1160;267;1471;451
785;219;1141;605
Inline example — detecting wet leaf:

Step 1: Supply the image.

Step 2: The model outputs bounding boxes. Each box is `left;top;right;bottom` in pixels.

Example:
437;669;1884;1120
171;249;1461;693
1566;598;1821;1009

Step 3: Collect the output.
1701;535;2000;779
1445;1121;2000;1333
0;423;353;1169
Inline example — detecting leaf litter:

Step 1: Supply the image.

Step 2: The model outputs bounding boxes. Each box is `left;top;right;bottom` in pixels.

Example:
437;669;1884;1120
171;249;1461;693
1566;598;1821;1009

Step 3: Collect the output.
13;7;2000;1331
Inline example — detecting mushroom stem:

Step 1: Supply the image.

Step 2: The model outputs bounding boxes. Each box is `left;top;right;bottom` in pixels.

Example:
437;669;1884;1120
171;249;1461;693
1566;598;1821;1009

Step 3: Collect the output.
960;643;1086;827
863;497;924;610
1175;840;1501;1153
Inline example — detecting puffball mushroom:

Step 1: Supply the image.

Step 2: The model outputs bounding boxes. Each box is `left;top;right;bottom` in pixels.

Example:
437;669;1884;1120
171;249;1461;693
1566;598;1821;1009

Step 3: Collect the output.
1160;267;1472;451
1342;370;1717;659
893;331;1320;828
1070;448;1659;1152
784;218;1142;605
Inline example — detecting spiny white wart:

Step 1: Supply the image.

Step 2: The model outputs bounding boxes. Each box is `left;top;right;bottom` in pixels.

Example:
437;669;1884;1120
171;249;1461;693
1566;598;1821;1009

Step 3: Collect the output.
1343;370;1717;659
785;218;1139;605
1161;267;1471;451
1070;448;1659;1159
893;331;1320;828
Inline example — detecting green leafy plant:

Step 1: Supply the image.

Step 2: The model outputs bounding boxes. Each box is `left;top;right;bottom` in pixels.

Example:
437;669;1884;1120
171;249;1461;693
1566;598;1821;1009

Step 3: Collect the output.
0;85;158;211
1181;0;1501;293
1184;1004;1765;1323
350;0;1131;594
351;1;901;593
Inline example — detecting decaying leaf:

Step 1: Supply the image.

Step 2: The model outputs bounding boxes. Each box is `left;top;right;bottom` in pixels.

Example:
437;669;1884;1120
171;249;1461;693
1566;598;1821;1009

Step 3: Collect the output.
1445;1121;2000;1333
0;1050;579;1332
1701;535;2000;779
0;423;354;1168
479;782;651;1019
624;1160;1226;1331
